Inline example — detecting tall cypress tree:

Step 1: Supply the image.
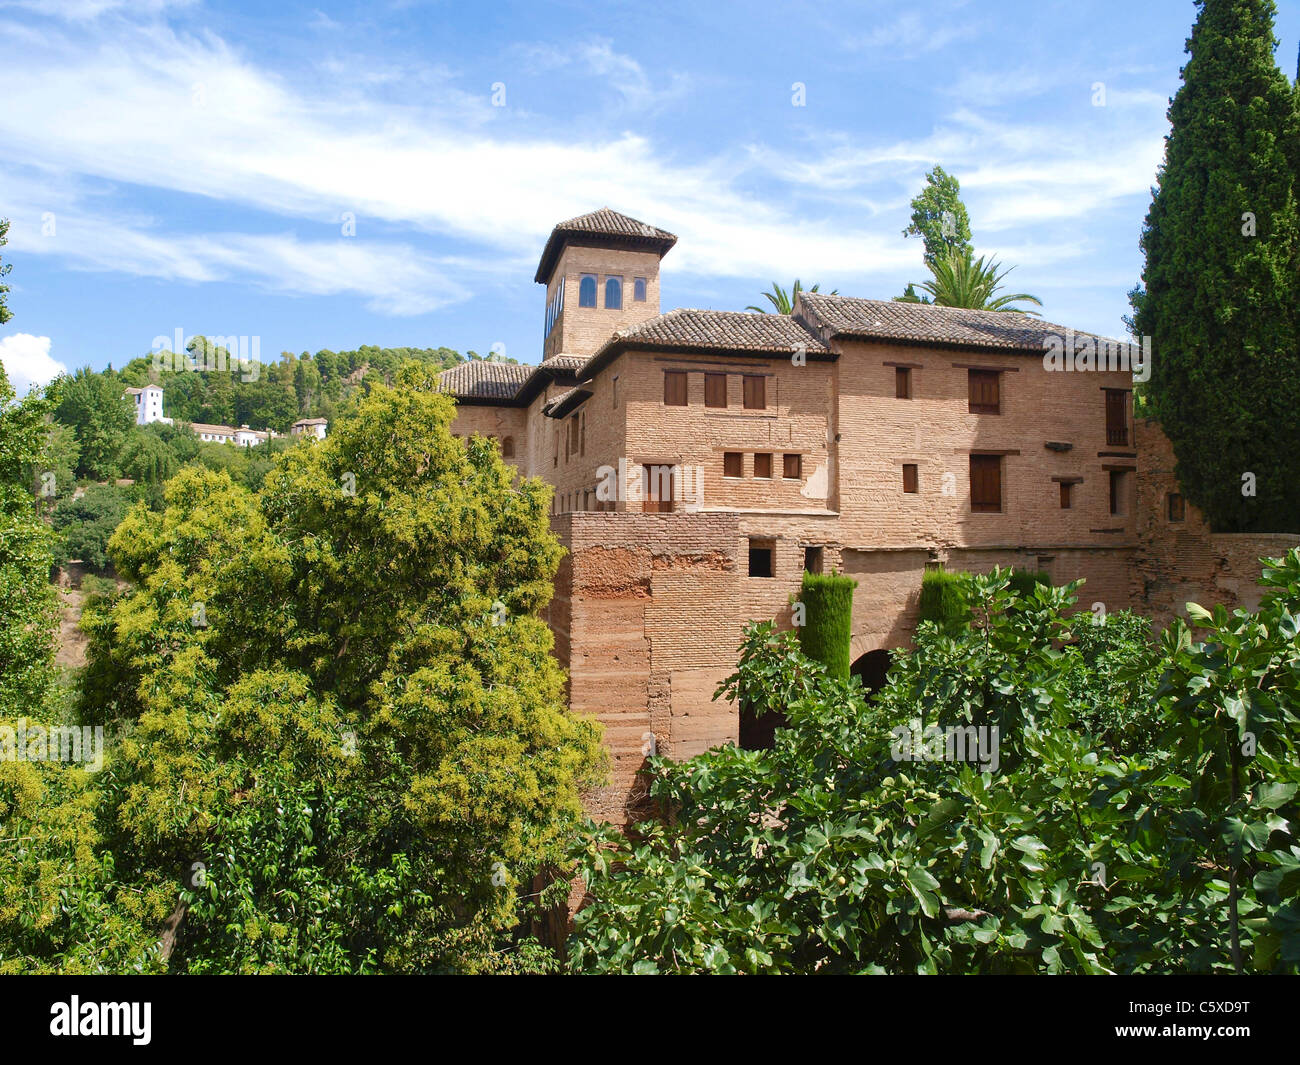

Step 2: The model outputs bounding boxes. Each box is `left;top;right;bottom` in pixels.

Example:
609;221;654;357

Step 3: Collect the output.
1132;0;1299;532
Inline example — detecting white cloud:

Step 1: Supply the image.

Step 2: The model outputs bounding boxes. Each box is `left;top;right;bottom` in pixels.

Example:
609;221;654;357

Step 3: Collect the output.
0;333;66;394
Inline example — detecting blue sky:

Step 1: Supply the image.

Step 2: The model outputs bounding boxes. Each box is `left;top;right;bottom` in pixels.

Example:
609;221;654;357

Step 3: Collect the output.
1;0;1297;392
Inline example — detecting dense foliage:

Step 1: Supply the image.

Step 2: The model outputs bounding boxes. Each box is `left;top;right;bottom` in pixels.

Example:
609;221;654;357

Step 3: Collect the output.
1131;0;1300;532
570;564;1300;974
796;572;856;678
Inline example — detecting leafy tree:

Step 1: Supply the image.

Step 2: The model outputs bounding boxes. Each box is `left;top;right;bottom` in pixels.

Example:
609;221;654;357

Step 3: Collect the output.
49;367;135;481
51;484;135;572
0;218;11;325
898;246;1042;314
72;362;606;972
747;280;837;314
796;572;856;678
902;165;973;267
1131;0;1300;532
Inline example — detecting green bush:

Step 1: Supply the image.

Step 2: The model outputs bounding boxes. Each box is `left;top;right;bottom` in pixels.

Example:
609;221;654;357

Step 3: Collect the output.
797;572;856;678
917;568;969;627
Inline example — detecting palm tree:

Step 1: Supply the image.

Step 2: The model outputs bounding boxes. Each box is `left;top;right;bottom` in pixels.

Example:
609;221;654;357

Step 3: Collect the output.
747;279;837;314
897;248;1042;315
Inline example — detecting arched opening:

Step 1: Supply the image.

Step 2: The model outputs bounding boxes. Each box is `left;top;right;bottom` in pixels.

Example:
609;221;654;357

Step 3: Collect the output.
502;436;514;458
604;277;623;309
579;275;597;307
850;649;892;696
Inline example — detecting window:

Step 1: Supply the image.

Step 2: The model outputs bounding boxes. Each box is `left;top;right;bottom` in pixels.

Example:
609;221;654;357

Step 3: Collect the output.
1059;481;1072;509
1168;492;1185;522
754;452;772;478
643;464;675;512
748;539;774;578
612;376;619;408
580;412;586;456
743;375;766;410
605;277;623;310
896;367;912;399
783;453;802;480
579;275;597;308
803;545;824;574
664;371;687;406
1109;470;1129;516
902;463;918;494
968;369;1000;414
502;436;514;458
723;452;743;478
705;373;727;408
1105;389;1129;446
569;415;580;458
633;277;647;302
970;454;1002;512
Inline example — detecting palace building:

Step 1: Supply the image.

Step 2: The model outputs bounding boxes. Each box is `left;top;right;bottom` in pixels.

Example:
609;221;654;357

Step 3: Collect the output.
440;208;1298;821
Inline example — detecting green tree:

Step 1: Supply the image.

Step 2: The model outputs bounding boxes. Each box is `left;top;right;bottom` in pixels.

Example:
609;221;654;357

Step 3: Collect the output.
50;367;135;481
1131;0;1300;532
796;572;856;678
0;218;12;325
746;279;837;314
898;246;1042;314
902;165;973;267
51;484;135;572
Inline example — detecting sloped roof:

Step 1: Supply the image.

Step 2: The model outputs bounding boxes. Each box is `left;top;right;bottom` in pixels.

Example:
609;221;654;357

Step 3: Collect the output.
436;360;533;401
797;293;1121;353
542;387;593;419
593;308;830;357
535;208;677;283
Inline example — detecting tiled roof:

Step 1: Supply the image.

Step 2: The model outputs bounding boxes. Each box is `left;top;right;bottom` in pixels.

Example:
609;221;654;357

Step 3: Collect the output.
798;294;1120;352
189;422;237;435
594;308;831;357
437;360;533;400
542;386;593;419
292;417;328;426
535;207;677;282
542;354;590;374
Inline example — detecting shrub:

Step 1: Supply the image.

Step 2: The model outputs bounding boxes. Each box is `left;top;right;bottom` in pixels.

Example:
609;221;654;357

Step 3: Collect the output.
917;568;969;627
796;572;856;679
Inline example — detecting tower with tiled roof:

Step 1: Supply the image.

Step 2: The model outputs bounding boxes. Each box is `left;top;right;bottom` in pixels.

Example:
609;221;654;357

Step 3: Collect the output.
535;207;677;361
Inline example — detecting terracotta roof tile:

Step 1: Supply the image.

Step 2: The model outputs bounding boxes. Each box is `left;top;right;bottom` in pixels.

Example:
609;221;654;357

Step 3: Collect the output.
594;308;830;357
436;360;533;400
535;208;677;282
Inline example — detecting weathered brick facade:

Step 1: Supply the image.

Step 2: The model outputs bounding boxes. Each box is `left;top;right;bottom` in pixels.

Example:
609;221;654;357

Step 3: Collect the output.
443;209;1299;822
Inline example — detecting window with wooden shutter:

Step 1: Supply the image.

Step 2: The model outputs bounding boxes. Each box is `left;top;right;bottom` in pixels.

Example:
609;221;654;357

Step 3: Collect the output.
1168;492;1185;522
743;375;766;410
970;454;1002;512
902;464;918;494
896;367;912;399
569;415;579;458
643;465;675;512
1105;389;1129;445
1059;481;1072;509
753;453;772;478
968;369;1000;414
580;412;586;456
783;453;802;480
723;452;743;478
705;373;727;408
664;371;687;406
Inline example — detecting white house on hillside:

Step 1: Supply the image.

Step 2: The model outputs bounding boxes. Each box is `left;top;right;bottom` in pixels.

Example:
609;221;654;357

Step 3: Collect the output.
290;417;328;440
124;384;287;447
124;385;173;426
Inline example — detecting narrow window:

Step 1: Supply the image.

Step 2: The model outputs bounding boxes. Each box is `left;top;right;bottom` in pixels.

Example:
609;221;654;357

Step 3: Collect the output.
1105;389;1129;446
743;375;766;410
748;539;774;578
643;464;675;512
1168;492;1185;522
753;452;772;478
605;277;623;309
633;277;647;302
1059;481;1072;509
783;453;802;480
968;369;1000;414
569;415;580;458
612;376;618;408
896;366;912;399
803;545;824;575
664;370;687;406
502;436;514;458
705;373;727;408
970;454;1002;512
579;275;597;308
1109;470;1129;516
724;452;743;478
580;412;586;456
902;463;918;494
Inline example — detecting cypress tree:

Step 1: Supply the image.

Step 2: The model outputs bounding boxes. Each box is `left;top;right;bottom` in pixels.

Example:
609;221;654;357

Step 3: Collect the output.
797;573;856;679
1132;0;1299;532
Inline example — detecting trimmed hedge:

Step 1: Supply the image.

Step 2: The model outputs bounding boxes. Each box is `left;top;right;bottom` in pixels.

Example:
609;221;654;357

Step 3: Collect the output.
917;569;969;628
797;572;857;678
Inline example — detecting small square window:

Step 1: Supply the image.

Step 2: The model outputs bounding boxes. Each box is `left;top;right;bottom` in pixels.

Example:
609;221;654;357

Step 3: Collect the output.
1168;492;1185;522
803;545;824;574
664;371;687;406
754;453;772;478
968;369;1000;414
748;540;774;578
743;375;766;410
970;454;1002;512
724;452;743;478
896;367;912;399
783;453;802;480
902;463;918;494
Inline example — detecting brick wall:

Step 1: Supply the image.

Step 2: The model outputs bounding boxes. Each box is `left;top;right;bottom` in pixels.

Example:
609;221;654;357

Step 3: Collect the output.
545;246;663;359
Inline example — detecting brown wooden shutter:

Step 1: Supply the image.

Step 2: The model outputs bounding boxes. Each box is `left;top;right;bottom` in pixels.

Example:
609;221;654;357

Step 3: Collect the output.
664;371;687;406
1105;389;1129;445
783;453;801;479
970;454;1002;512
743;375;766;409
968;370;1000;413
754;453;772;478
642;465;675;512
902;463;918;493
705;373;727;408
1059;481;1071;509
896;367;911;399
724;452;742;477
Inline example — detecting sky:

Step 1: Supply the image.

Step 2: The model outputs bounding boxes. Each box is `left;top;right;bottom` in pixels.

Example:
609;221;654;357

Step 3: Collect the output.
1;0;1298;394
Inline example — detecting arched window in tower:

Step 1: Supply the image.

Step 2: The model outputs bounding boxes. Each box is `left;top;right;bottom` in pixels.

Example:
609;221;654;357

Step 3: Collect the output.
633;277;647;302
605;277;623;309
579;275;597;307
